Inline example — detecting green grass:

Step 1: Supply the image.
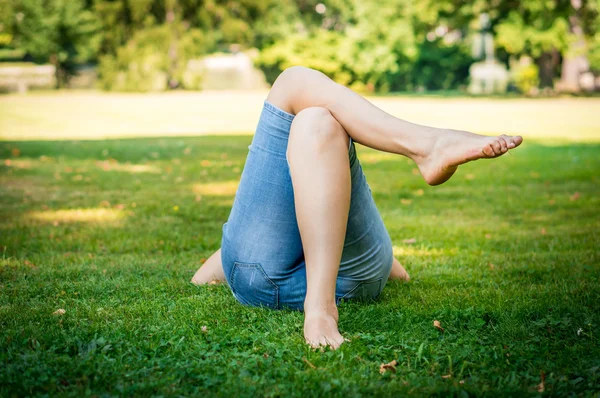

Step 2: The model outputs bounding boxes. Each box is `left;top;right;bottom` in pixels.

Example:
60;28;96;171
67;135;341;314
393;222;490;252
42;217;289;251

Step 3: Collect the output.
1;135;599;396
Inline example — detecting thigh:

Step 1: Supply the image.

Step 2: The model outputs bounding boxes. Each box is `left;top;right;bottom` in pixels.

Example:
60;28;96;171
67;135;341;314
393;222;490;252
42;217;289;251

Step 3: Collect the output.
336;142;394;303
221;101;305;309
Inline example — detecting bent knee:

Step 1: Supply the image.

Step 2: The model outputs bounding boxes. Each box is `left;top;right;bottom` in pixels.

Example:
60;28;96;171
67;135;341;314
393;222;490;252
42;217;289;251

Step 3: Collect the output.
267;66;322;114
289;107;348;148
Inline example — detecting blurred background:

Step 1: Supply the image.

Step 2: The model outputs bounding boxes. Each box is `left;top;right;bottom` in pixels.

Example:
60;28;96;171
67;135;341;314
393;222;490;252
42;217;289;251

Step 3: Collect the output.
0;0;599;140
1;0;599;94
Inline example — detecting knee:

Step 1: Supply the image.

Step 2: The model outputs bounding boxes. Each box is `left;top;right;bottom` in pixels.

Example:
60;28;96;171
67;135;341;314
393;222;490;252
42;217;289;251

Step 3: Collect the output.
275;66;315;90
267;66;320;113
288;107;348;153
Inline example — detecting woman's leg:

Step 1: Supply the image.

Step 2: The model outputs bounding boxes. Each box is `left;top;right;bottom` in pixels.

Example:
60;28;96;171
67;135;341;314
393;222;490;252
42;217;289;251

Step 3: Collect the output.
286;107;351;349
267;66;523;185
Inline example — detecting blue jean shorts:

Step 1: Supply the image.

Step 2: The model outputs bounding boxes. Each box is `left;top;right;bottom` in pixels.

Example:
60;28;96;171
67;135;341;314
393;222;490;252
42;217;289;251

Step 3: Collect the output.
221;101;393;311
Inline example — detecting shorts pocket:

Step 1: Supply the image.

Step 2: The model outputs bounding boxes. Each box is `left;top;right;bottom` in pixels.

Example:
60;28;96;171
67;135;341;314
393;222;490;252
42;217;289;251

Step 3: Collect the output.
336;277;383;305
229;262;279;309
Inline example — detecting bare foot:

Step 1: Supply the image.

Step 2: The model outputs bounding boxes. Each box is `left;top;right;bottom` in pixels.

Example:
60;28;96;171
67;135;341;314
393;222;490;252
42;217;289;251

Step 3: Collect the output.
304;301;344;350
191;249;226;285
417;131;523;186
389;257;410;282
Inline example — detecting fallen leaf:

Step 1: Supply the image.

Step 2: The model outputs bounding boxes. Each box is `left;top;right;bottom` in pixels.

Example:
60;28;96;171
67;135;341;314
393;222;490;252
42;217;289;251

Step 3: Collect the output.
401;199;412;205
208;280;220;285
201;160;212;167
412;168;420;176
488;263;495;270
465;173;475;180
537;371;546;393
183;147;192;155
485;233;492;239
402;238;417;245
442;374;452;379
433;320;444;332
570;192;580;201
414;189;424;196
460;380;465;384
11;148;21;157
303;357;317;370
548;199;555;205
263;353;269;358
540;228;547;235
379;360;397;374
201;325;208;333
53;309;66;316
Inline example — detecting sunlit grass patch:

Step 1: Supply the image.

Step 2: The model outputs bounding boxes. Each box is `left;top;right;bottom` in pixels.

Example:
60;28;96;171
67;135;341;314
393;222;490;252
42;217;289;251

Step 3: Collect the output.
3;159;34;169
192;180;239;196
392;245;458;258
358;152;398;164
26;208;128;224
95;160;161;174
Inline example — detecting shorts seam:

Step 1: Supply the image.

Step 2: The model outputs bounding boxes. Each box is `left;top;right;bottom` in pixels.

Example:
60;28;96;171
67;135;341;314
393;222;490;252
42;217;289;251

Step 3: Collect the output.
263;100;295;122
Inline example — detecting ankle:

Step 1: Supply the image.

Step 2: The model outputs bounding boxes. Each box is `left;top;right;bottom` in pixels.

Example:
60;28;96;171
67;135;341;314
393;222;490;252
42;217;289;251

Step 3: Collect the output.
304;294;337;314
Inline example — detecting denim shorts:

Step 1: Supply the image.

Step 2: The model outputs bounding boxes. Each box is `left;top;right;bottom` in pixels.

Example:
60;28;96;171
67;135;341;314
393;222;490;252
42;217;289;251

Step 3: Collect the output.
221;101;393;311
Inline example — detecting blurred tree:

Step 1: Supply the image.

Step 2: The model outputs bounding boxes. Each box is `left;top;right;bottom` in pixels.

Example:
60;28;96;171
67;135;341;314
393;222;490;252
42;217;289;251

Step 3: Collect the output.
8;0;102;87
3;0;598;92
257;0;417;93
414;0;599;89
410;39;473;91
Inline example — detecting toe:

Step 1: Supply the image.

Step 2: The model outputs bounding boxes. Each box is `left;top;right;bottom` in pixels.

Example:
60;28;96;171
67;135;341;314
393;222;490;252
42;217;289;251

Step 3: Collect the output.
332;334;345;349
507;135;523;149
318;336;328;348
513;135;524;147
498;135;508;152
491;140;503;156
482;144;495;157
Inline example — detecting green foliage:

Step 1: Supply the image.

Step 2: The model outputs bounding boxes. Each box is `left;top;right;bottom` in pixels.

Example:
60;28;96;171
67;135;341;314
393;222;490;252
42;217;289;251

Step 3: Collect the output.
258;0;417;93
98;24;208;91
589;33;600;72
0;135;599;395
257;31;351;87
511;61;540;94
495;11;570;58
409;39;473;91
2;0;600;92
9;0;102;87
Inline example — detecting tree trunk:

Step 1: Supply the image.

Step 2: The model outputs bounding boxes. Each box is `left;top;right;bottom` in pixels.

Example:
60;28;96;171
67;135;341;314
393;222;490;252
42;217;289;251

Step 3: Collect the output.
559;0;589;92
166;1;178;89
537;49;560;88
50;54;61;89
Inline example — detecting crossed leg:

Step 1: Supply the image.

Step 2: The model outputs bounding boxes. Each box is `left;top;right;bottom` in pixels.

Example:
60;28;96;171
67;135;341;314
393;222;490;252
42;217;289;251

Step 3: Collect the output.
192;66;522;348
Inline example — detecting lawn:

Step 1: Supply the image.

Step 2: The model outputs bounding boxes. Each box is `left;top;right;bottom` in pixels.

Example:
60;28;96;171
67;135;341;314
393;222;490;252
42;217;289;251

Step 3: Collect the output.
1;100;599;395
